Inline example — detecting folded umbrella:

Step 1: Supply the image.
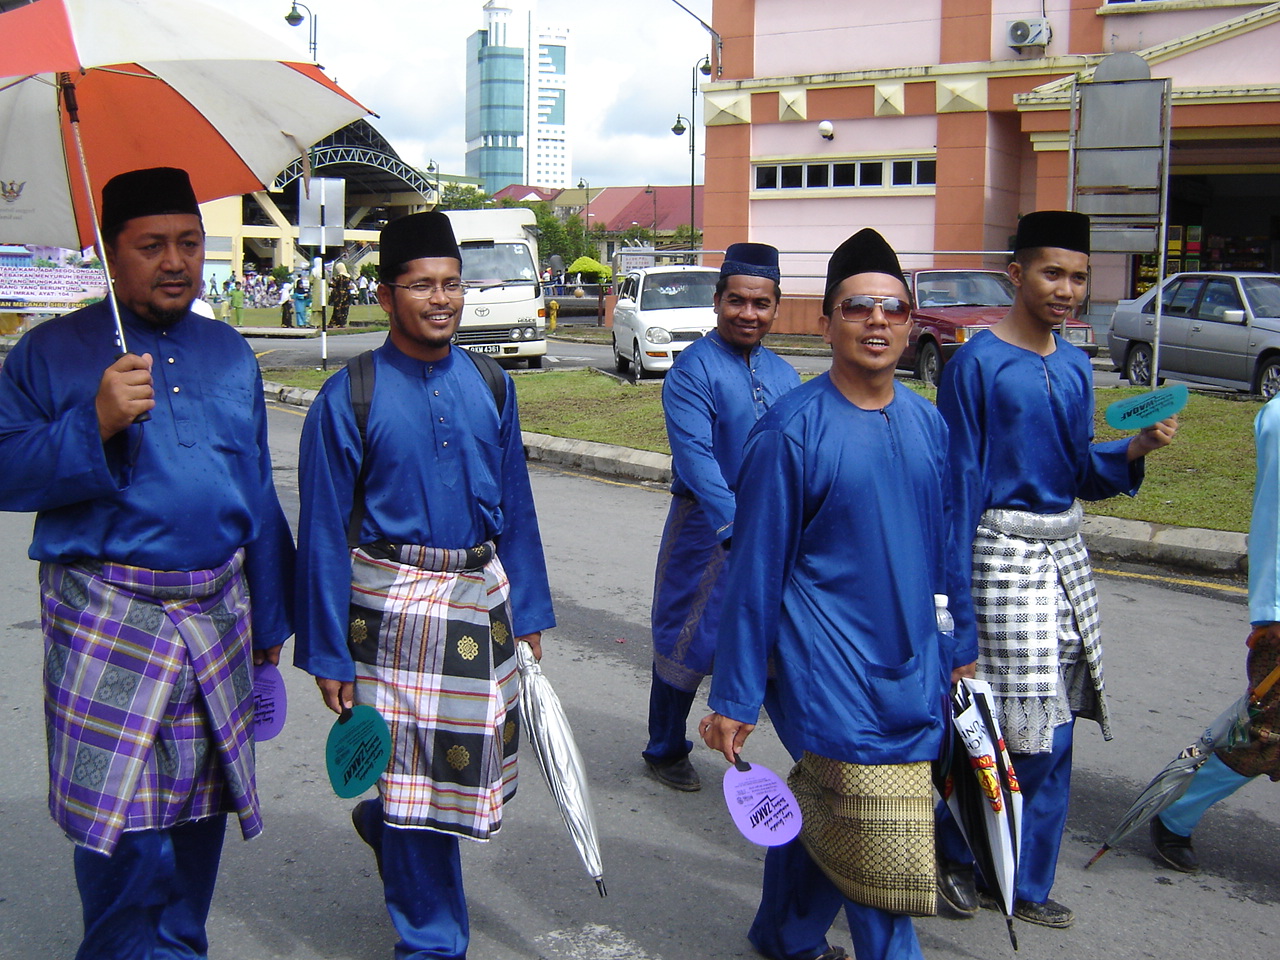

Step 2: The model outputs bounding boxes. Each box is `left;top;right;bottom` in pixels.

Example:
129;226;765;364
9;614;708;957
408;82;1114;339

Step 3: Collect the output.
939;678;1022;951
1086;661;1280;868
515;642;606;896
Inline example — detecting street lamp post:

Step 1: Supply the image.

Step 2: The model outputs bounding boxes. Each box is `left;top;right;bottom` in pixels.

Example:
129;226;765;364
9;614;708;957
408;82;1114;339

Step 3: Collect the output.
426;159;441;208
577;177;590;257
645;184;657;237
284;1;318;62
672;56;711;255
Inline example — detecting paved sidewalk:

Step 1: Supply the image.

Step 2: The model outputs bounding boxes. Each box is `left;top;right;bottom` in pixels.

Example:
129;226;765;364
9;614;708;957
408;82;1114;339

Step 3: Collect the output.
263;380;1248;577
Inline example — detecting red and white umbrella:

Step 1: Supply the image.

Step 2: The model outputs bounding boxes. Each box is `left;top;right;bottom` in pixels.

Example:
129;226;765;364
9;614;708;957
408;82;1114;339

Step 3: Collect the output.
0;0;369;252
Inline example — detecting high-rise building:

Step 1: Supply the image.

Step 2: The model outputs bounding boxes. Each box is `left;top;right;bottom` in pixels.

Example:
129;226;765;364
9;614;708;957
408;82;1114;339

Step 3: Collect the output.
465;1;572;195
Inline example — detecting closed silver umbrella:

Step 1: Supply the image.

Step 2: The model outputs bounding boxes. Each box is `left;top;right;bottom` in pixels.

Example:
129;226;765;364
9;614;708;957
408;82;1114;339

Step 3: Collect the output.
516;642;606;896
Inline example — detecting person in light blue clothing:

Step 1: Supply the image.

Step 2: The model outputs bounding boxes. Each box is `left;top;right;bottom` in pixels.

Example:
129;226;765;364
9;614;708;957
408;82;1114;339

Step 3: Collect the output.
642;243;800;792
1151;394;1280;872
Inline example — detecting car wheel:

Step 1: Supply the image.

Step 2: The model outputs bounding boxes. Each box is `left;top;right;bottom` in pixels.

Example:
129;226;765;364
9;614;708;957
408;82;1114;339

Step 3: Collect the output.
528;355;543;369
915;340;942;386
613;335;629;372
1257;357;1280;399
633;341;651;380
1125;342;1154;386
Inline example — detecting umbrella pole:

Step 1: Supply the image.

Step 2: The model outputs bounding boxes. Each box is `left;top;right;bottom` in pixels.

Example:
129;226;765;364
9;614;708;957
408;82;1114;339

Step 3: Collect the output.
59;75;131;357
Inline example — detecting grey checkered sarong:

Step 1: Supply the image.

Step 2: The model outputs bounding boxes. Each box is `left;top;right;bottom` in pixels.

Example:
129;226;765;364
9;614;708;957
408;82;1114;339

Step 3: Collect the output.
971;502;1110;754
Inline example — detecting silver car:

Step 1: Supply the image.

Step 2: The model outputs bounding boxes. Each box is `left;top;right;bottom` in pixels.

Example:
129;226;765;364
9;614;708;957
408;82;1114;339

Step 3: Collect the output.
1108;272;1280;398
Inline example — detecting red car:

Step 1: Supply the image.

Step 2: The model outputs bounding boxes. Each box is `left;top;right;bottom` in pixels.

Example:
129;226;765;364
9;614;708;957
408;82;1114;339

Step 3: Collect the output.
898;268;1098;385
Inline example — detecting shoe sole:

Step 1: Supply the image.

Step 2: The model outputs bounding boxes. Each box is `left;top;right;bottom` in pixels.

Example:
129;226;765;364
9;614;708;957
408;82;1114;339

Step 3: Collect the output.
1153;849;1201;875
1013;909;1074;929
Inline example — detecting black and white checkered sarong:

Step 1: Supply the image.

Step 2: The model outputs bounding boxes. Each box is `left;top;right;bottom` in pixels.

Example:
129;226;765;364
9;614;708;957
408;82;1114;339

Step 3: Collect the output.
971;502;1110;754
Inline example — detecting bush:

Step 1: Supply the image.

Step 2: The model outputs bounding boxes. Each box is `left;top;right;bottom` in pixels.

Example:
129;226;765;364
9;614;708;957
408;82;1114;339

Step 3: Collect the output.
566;256;612;282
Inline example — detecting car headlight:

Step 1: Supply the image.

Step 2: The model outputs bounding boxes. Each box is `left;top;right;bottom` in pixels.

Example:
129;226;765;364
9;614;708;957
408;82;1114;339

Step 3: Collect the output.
646;327;673;344
523;326;535;340
955;325;991;343
509;328;522;341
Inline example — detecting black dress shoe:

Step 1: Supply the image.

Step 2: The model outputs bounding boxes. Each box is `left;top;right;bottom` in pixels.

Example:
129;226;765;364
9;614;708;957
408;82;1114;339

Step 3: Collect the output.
1013;897;1074;928
351;799;384;877
936;860;979;918
644;754;701;791
1151;816;1200;873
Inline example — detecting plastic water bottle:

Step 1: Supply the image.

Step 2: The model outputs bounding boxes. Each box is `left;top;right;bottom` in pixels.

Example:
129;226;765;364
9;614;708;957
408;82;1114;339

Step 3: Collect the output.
934;594;954;635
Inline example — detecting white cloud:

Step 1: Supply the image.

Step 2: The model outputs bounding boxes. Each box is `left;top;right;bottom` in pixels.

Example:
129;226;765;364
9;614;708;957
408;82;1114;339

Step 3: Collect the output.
215;0;713;187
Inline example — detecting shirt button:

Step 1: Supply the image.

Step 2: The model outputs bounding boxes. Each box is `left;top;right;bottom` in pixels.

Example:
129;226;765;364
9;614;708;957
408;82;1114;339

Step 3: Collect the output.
167;357;175;364
172;386;180;393
442;441;449;447
439;417;445;423
434;390;440;396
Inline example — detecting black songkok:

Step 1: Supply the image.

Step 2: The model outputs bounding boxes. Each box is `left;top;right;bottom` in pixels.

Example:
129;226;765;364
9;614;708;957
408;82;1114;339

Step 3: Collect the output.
101;167;200;237
1014;210;1091;256
379;212;462;281
721;242;781;282
823;228;908;315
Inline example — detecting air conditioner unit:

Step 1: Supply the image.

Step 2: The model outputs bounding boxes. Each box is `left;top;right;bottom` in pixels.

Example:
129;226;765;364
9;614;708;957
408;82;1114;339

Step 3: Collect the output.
1007;17;1051;49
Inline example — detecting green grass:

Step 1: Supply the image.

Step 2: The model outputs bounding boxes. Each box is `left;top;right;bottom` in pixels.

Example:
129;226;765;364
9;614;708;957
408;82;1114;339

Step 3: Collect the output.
232;304;388;330
260;363;1262;531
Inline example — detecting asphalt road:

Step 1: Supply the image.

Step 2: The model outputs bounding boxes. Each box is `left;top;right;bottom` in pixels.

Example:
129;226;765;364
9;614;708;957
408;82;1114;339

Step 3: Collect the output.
0;403;1276;959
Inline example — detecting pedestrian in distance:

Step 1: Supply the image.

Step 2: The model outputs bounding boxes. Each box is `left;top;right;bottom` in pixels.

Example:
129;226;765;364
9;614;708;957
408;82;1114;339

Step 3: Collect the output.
701;228;978;960
1150;393;1280;873
642;242;800;792
0;165;296;960
934;210;1177;928
228;279;245;326
294;211;556;960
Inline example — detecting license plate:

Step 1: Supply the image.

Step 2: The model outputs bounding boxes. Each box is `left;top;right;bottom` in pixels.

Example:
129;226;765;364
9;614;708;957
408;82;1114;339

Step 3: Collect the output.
470;344;502;354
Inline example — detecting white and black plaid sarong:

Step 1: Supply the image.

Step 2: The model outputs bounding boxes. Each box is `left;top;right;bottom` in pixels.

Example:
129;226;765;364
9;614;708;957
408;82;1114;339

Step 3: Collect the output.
971;502;1110;754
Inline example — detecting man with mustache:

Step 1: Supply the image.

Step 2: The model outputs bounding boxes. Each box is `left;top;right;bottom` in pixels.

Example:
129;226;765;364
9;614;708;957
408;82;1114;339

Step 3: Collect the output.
0;166;296;959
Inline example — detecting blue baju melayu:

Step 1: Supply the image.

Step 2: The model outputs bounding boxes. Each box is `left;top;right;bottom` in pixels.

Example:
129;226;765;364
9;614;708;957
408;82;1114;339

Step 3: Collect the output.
645;331;798;764
295;340;554;960
937;329;1141;904
0;300;295;960
709;375;977;960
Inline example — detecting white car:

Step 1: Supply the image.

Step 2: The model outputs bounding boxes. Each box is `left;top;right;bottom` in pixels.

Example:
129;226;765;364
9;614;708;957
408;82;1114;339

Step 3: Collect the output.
611;266;719;378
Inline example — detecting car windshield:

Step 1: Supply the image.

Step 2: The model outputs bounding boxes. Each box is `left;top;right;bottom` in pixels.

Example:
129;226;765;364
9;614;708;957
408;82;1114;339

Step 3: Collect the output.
914;271;1015;308
458;242;536;284
640;272;718;310
1243;277;1280;318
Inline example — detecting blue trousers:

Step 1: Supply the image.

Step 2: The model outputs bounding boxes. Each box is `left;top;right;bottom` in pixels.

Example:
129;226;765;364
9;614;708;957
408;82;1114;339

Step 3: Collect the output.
73;814;227;960
749;839;922;960
1158;753;1255;837
355;797;469;960
935;719;1074;904
642;666;698;763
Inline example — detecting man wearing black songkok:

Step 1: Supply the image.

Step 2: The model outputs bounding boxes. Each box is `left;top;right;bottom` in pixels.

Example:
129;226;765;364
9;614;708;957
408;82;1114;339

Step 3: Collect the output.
294;211;555;960
935;211;1177;928
0;166;295;959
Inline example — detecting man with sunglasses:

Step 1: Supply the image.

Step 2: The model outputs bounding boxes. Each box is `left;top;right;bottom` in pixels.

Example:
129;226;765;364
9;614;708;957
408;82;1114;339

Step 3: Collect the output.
643;243;800;792
294;211;555;960
702;229;977;960
935;210;1176;929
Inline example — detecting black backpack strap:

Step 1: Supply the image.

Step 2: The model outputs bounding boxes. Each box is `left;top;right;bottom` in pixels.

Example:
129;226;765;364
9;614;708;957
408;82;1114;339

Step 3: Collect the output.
345;349;376;548
463;348;508;416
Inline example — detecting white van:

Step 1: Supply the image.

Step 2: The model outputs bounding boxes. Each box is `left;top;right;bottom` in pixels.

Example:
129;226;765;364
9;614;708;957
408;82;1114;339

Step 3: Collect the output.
443;208;547;368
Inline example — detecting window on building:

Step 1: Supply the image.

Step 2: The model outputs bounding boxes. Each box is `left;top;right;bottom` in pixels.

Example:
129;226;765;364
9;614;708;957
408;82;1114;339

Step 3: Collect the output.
753;156;935;192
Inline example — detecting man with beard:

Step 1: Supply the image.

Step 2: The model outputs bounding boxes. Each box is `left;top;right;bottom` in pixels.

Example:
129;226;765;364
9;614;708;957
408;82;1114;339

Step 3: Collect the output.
0;166;296;959
936;210;1177;928
295;211;555;960
643;243;800;792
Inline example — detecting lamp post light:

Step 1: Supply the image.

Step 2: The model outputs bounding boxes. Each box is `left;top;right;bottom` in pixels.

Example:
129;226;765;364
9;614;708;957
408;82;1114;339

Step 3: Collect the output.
645;184;658;237
284;1;318;62
672;56;711;255
426;159;441;207
576;177;591;256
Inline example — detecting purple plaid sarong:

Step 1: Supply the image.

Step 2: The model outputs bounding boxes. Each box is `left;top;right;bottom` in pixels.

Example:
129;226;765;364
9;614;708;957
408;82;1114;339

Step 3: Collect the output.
40;550;261;855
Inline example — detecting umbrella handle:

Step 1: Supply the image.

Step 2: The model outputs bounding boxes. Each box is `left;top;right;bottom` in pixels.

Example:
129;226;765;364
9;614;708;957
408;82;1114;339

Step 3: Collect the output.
1250;662;1280;703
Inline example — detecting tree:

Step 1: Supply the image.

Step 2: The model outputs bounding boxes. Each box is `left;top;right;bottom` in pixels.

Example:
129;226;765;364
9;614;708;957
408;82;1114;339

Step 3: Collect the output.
566;256;611;282
671;223;702;248
270;265;291;282
437;182;492;210
358;262;379;282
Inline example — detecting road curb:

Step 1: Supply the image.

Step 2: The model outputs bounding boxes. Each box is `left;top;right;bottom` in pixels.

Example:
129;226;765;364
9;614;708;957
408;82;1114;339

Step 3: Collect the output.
262;379;1245;576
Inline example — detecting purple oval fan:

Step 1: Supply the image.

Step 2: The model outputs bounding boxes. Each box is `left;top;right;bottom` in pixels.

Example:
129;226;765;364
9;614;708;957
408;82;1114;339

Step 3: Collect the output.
722;756;802;846
253;662;287;742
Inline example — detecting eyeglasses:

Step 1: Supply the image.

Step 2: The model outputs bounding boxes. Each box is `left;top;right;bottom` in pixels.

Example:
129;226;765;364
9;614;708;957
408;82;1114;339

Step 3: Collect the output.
385;279;466;299
836;295;912;325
